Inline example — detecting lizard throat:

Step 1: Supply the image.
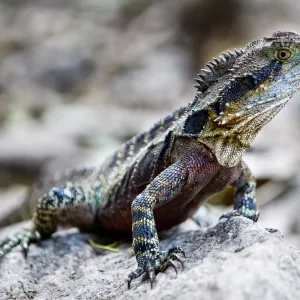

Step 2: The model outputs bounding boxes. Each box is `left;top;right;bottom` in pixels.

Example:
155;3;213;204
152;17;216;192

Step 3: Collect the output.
198;95;290;167
199;133;253;167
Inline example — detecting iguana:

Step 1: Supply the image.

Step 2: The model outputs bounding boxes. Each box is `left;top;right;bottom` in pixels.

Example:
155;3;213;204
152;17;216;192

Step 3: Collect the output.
1;31;300;288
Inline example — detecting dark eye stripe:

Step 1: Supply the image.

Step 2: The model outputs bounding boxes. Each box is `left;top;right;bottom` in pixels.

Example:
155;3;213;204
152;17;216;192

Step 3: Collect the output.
240;76;259;90
212;60;282;114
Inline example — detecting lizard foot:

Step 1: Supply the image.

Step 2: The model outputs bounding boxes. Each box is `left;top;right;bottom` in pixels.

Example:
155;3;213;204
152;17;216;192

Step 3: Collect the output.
265;228;283;237
219;209;259;222
0;230;41;261
219;210;241;221
127;246;185;289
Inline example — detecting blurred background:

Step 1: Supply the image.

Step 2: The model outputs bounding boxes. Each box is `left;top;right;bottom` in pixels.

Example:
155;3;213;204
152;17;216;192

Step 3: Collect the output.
0;0;300;246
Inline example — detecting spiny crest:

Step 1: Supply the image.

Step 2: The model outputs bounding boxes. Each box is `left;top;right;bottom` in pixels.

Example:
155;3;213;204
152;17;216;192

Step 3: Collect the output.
194;48;244;93
268;31;298;40
247;31;299;49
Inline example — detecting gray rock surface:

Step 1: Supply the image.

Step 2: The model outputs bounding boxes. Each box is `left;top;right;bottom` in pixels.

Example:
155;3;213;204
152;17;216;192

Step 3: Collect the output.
0;217;299;300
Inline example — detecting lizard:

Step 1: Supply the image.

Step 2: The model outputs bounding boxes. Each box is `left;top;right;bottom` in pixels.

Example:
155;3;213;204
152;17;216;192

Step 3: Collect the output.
1;31;300;289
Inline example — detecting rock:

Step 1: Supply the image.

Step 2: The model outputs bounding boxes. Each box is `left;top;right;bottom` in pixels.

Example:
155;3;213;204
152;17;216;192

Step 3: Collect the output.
0;217;299;300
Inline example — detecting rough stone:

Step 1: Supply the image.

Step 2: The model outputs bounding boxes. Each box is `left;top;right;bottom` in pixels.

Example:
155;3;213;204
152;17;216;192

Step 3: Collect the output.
0;217;299;300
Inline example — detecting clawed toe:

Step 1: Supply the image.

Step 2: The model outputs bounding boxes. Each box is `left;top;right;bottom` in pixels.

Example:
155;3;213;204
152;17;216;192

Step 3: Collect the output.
168;246;185;258
252;211;260;222
21;231;41;259
219;210;259;223
21;240;29;259
0;230;41;261
127;247;185;289
168;253;184;268
148;268;155;289
219;210;241;221
127;267;143;289
163;259;178;274
265;227;283;236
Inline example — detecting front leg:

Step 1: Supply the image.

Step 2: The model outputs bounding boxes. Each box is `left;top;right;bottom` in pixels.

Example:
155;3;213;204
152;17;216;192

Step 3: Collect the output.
128;163;187;288
221;160;259;222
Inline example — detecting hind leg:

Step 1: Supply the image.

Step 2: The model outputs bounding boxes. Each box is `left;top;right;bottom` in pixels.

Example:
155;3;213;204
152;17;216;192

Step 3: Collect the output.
0;182;94;260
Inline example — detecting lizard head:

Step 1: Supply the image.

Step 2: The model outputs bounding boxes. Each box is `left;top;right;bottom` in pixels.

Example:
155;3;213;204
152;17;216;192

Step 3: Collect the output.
184;31;300;167
213;31;300;132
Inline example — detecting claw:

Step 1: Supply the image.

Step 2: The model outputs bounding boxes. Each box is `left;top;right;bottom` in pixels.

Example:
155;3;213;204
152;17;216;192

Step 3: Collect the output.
127;272;135;290
178;250;186;258
219;209;259;222
219;210;241;220
127;276;132;289
169;253;184;269
253;211;260;223
34;231;42;246
148;268;155;289
168;247;185;258
127;267;143;289
127;247;186;288
168;246;183;254
21;231;40;259
21;241;29;259
265;228;283;237
164;259;178;275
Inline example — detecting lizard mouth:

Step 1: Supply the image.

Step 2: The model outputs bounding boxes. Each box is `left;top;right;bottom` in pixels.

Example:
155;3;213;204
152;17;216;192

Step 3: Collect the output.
215;68;300;128
243;94;289;113
214;95;290;131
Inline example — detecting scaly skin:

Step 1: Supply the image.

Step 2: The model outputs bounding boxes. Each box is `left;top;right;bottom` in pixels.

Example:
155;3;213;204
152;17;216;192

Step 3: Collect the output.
1;31;300;288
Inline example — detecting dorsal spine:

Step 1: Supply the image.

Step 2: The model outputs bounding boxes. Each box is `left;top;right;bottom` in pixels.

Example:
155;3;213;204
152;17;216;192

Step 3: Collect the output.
194;48;244;93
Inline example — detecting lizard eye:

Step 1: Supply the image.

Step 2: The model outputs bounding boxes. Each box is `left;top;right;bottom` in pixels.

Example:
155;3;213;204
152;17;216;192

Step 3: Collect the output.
276;48;292;61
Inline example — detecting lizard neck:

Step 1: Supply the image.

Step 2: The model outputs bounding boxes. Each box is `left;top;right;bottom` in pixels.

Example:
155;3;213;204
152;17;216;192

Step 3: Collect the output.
199;132;254;167
196;111;259;167
182;93;264;167
180;107;255;167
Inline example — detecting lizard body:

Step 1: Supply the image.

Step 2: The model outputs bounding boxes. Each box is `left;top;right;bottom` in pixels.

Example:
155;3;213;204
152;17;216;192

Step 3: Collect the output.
1;31;300;288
